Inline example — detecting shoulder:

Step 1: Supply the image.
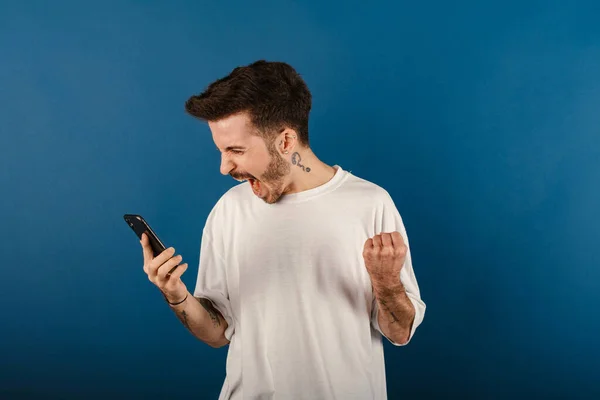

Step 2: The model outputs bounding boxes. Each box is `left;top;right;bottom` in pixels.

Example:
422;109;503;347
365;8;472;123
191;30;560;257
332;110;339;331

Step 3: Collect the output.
202;182;250;228
342;169;397;206
216;181;250;207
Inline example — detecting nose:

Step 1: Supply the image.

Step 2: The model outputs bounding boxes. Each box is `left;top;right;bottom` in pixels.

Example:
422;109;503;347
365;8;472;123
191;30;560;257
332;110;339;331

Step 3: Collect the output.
220;153;234;176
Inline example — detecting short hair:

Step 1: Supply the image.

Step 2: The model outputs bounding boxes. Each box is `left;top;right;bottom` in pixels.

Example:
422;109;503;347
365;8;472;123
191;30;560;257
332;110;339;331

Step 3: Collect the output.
185;60;312;147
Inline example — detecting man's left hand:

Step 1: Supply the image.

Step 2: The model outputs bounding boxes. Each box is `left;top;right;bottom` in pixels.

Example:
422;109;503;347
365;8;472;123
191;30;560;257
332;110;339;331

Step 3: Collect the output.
362;231;407;287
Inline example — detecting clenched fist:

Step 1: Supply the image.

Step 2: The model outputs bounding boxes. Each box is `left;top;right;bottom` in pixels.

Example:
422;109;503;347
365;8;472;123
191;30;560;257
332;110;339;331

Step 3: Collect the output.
141;232;189;303
363;231;407;286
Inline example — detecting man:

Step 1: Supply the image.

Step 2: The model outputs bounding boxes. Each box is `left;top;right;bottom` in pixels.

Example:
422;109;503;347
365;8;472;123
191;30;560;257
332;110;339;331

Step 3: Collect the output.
140;60;426;399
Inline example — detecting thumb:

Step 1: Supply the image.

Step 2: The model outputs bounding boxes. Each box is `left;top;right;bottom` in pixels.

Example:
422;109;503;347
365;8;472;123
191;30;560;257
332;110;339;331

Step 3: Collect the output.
140;232;153;263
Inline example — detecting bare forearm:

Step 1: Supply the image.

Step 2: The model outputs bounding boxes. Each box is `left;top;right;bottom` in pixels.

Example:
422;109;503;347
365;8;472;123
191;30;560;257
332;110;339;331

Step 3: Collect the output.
373;282;415;345
168;290;230;348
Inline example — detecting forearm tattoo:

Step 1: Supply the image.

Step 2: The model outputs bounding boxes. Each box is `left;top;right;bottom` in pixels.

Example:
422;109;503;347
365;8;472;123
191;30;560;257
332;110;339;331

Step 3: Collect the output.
197;297;222;328
176;310;191;330
379;299;400;324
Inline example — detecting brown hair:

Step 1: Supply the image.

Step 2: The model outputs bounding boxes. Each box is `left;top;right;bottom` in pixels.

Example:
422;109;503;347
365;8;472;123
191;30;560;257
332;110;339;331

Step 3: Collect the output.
185;60;312;147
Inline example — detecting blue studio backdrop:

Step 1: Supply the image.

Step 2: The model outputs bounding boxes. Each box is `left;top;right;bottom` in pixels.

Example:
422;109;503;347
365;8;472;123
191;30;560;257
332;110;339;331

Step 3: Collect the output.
1;1;599;398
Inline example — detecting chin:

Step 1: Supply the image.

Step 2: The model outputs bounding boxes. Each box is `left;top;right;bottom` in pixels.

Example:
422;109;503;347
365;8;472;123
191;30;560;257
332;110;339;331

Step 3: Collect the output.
262;190;283;204
261;192;277;204
253;180;285;204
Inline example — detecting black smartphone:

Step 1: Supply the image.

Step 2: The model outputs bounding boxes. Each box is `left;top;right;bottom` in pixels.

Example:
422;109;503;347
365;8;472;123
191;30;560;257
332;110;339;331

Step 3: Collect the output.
123;214;167;258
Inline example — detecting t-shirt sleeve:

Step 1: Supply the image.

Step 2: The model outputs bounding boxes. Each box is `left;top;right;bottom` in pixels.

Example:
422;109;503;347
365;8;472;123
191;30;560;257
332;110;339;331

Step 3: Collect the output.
370;190;426;346
193;228;235;341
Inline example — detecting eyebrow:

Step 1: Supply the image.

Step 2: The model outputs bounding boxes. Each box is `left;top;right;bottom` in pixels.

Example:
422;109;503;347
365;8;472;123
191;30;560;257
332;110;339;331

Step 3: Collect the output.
217;145;247;152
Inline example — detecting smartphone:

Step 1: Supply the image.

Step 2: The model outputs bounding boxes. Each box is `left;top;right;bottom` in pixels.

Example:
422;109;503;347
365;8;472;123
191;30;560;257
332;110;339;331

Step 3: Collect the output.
123;214;167;257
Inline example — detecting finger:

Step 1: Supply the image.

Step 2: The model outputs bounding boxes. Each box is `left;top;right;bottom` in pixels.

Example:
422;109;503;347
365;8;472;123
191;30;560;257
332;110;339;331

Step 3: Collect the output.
141;233;154;266
148;247;176;278
157;254;183;281
390;231;404;248
158;254;182;281
381;233;393;249
166;262;188;282
164;261;182;280
364;238;374;250
372;234;383;248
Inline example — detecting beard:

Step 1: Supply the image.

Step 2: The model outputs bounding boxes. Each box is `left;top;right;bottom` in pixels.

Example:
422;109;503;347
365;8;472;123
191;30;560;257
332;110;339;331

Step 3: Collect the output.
257;139;291;204
229;138;291;204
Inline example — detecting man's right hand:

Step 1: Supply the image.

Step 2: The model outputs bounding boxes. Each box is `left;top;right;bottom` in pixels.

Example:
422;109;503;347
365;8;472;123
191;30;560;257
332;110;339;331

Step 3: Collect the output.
141;232;189;303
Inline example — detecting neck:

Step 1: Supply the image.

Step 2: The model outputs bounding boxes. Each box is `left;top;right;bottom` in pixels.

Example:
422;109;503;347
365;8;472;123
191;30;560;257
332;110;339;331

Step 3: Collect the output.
284;148;337;195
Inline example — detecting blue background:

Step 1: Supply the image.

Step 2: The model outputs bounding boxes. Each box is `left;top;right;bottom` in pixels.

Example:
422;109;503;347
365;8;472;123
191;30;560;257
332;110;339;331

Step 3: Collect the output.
2;0;599;398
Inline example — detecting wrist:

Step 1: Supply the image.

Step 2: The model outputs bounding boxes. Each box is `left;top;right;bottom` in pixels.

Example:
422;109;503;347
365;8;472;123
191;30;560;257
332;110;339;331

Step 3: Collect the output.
372;280;405;297
161;290;188;307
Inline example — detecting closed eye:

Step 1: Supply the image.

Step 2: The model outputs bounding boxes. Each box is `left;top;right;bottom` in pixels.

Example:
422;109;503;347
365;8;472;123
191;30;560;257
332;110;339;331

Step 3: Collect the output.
230;150;245;155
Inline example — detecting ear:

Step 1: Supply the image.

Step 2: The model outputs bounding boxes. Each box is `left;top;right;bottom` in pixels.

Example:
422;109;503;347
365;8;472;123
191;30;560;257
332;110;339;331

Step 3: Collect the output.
278;128;298;155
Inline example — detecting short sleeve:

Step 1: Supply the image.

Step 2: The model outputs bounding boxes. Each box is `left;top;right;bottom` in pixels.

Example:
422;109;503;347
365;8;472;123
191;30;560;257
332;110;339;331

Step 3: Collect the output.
193;228;235;341
370;190;426;346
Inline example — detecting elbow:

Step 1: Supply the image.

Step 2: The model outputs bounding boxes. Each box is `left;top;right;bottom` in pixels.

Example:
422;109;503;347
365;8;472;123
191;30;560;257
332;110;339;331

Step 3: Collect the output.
383;311;415;345
207;335;230;348
395;330;411;346
383;325;411;346
397;303;417;343
397;311;417;344
210;340;229;349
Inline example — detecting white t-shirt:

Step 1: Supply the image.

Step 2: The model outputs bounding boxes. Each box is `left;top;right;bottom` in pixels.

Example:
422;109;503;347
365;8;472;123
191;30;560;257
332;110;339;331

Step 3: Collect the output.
193;165;426;400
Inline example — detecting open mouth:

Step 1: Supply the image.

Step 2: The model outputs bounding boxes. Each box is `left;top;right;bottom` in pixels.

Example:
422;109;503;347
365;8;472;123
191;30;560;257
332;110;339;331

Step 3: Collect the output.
248;178;262;196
